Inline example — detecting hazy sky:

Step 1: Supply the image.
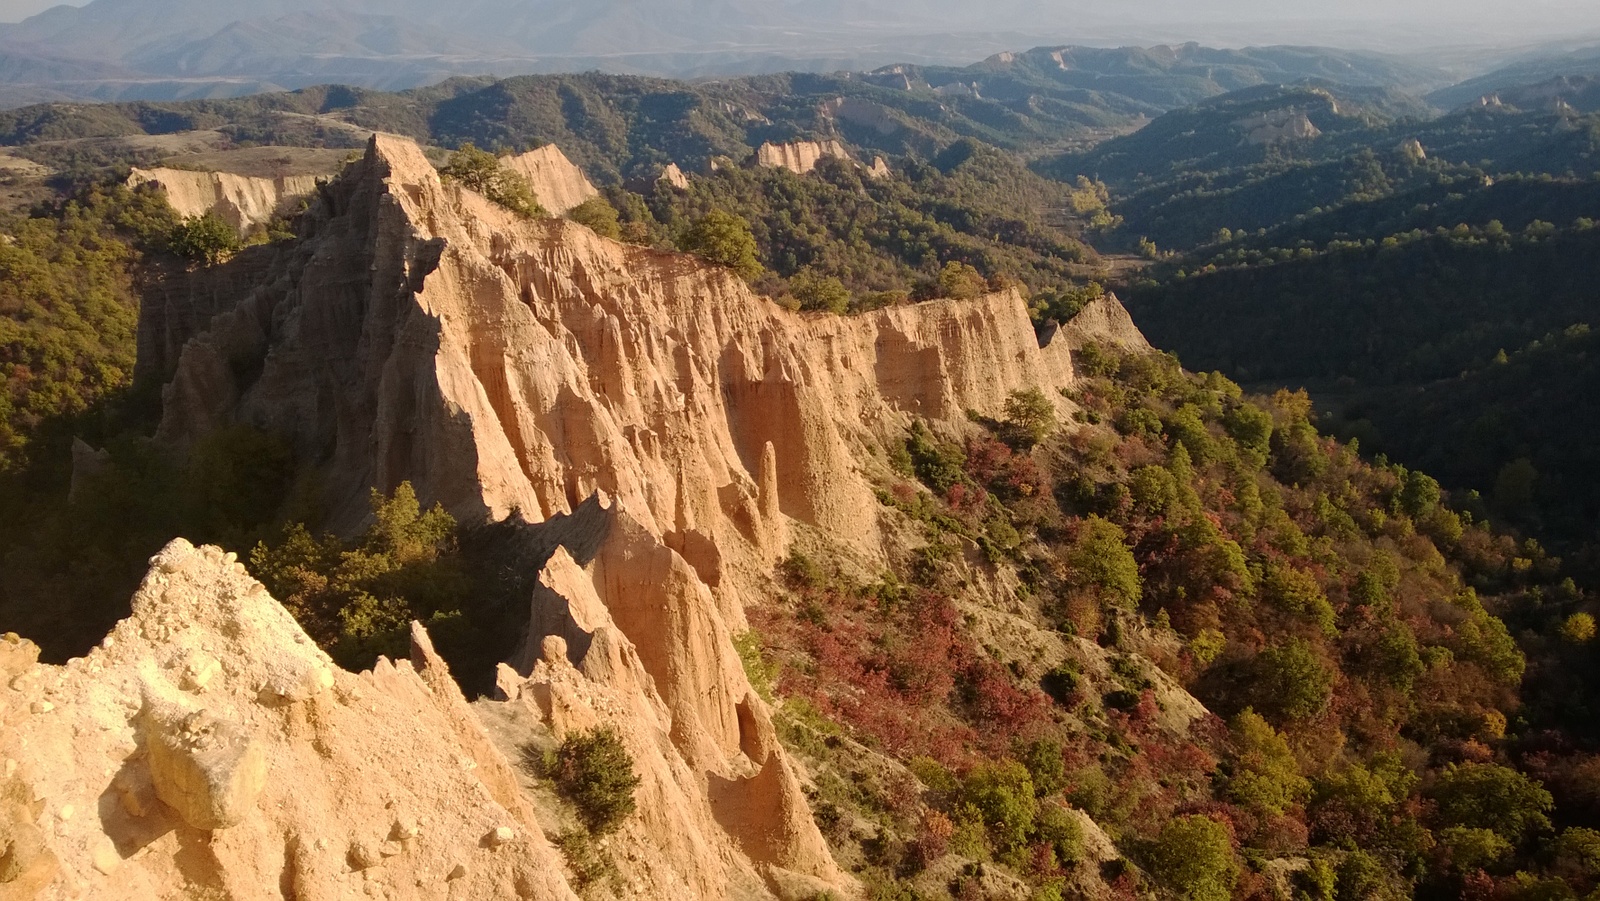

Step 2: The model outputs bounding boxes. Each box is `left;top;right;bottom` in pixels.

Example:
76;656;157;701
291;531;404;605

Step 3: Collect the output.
3;0;1600;49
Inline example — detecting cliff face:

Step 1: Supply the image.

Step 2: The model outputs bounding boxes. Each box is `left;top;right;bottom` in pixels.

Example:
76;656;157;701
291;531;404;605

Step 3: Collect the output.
753;139;850;175
11;133;1079;900
500;145;600;215
128;167;324;232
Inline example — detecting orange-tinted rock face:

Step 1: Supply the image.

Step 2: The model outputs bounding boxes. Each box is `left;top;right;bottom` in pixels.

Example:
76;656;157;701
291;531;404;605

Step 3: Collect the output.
129;167;323;232
116;133;1080;899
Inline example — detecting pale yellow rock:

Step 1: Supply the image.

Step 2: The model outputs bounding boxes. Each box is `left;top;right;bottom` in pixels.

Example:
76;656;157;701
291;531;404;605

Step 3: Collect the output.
100;133;1096;901
1057;292;1153;354
0;540;581;901
754;139;850;174
499;145;600;215
128;168;321;233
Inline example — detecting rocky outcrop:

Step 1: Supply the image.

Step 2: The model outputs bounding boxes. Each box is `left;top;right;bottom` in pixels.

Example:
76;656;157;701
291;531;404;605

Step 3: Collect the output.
128;167;322;232
499;145;600;215
1059;292;1152;354
625;162;690;194
753;139;850;175
1235;108;1322;145
108;132;1079;899
144;134;1074;550
0;539;579;901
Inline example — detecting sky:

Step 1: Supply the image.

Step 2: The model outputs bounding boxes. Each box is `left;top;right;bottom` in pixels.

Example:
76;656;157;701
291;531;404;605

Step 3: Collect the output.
3;0;1600;50
1;0;65;20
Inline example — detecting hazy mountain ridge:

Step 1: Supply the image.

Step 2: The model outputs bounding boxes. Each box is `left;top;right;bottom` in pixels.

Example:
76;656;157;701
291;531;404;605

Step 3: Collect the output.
0;0;1456;107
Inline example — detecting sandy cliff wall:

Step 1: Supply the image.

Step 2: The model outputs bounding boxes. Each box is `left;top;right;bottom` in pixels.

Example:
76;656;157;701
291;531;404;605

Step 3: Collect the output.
753;139;850;175
500;145;600;215
61;132;1080;900
128;168;322;232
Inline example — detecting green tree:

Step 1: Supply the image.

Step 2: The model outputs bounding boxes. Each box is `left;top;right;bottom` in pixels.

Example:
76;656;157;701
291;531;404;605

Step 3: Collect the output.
679;210;762;282
1562;612;1597;644
1261;561;1336;635
249;482;466;668
1428;763;1553;844
1250;639;1334;723
790;268;851;314
169;212;242;265
1001;387;1057;448
1064;516;1142;611
566;196;622;239
1223;709;1311;815
938;261;987;299
962;760;1037;854
1144;815;1238;901
440;142;545;219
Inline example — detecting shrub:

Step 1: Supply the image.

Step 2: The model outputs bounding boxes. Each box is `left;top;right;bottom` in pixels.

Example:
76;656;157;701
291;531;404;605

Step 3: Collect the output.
566;196;622;239
790;268;852;314
440;142;545;218
1033;804;1083;867
1002;388;1057;448
250;482;465;669
679;210;762;281
1143;815;1238;901
169;212;241;265
553;726;641;835
963;760;1037;854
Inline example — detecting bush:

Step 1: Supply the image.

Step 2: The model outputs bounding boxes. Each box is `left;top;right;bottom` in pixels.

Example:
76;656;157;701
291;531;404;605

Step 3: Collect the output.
553;726;641;835
679;210;762;281
440;142;545;218
566;196;622;239
169;212;242;265
938;261;988;299
249;482;465;669
791;268;851;314
1002;388;1056;449
963;760;1037;854
1143;815;1238;901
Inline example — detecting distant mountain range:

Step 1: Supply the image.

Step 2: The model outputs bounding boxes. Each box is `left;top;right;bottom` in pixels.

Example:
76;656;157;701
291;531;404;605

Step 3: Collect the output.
0;0;1466;107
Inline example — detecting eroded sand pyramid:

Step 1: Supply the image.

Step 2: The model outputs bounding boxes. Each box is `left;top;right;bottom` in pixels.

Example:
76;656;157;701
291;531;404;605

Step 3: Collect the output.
4;134;1090;900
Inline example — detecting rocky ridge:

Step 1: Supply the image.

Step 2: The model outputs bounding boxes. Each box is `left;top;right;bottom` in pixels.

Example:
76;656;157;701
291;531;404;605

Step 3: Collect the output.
8;132;1085;900
499;146;601;215
128;167;324;233
753;140;851;175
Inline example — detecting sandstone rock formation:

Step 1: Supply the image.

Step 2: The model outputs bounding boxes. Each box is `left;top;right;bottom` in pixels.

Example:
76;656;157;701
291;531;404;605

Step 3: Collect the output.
128;168;322;232
1058;292;1152;354
1235;108;1322;145
753;139;851;175
79;131;1082;899
0;539;579;901
500;145;600;215
626;162;690;193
